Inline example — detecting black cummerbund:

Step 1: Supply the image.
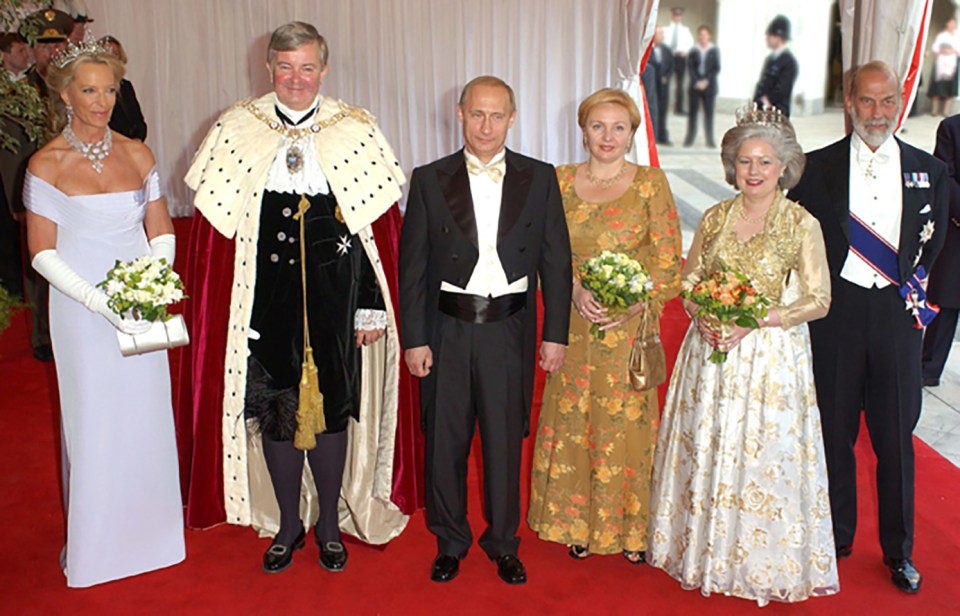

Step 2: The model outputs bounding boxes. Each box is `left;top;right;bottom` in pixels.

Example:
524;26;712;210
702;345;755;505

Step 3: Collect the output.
439;291;526;324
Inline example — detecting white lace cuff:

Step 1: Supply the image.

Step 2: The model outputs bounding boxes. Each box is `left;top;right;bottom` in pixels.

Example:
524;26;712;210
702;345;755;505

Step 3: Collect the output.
355;308;387;331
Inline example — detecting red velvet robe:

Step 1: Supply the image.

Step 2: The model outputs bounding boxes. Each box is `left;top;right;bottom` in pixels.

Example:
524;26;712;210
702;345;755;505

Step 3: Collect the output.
174;205;423;529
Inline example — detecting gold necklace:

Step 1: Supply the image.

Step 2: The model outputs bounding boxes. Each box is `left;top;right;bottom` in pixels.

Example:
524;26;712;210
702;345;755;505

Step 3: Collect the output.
584;162;627;188
739;204;769;224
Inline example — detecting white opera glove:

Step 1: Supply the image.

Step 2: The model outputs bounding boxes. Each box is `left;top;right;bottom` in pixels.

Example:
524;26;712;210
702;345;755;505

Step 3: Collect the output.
149;233;176;266
31;249;152;335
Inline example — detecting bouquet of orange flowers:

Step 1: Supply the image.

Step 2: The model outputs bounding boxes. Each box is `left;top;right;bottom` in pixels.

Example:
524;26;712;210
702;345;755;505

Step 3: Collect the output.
683;264;770;363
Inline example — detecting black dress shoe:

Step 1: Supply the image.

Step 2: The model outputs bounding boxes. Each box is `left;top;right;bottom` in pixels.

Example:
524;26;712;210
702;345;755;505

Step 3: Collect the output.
430;553;462;583
262;528;306;573
923;377;940;387
836;544;853;559
884;557;922;593
318;541;347;572
493;554;527;585
32;344;53;362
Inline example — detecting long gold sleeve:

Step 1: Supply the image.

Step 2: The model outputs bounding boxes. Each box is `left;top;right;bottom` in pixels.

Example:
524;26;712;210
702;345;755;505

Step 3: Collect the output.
645;169;683;305
776;214;831;329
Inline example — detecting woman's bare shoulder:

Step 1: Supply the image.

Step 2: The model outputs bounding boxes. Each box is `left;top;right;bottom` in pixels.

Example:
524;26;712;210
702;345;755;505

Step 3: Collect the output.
27;137;72;182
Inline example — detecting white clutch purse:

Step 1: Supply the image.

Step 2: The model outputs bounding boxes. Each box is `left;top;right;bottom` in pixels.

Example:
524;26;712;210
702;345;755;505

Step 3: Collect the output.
116;314;190;357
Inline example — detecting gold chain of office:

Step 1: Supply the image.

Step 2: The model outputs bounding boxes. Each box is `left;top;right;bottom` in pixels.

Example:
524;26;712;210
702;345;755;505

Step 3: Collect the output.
239;99;373;140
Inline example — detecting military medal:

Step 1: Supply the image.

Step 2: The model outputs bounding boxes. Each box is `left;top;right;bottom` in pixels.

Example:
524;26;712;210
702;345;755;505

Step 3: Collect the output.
286;143;304;174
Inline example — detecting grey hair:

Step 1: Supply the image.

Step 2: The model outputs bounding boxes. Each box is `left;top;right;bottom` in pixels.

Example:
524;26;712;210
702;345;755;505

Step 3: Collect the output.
266;21;328;67
719;120;805;190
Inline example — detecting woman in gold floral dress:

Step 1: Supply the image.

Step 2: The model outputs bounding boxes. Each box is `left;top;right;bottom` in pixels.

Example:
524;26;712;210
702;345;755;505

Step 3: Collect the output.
528;89;682;564
647;111;839;605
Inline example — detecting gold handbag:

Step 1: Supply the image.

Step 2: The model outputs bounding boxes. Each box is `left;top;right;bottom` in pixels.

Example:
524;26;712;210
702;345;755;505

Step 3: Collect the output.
628;303;666;391
292;194;326;451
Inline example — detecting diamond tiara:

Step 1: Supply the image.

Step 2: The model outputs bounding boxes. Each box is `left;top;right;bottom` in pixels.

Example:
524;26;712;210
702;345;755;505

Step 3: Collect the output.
51;31;114;69
735;103;786;127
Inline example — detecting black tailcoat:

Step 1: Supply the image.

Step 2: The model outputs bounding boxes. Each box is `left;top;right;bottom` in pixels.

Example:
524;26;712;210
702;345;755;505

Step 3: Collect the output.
789;133;949;559
399;148;572;434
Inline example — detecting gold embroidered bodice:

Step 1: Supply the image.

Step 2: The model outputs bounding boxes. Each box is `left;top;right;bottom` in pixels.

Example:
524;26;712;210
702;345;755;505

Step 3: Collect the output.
682;191;831;328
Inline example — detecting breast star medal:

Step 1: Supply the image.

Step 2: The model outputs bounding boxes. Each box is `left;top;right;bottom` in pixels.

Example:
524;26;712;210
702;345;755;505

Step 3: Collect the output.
336;234;352;256
919;220;935;244
286;144;304;174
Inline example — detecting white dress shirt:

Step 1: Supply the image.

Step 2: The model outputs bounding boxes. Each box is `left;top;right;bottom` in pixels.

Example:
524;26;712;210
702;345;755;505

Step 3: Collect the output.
841;134;903;289
440;149;528;298
664;21;694;55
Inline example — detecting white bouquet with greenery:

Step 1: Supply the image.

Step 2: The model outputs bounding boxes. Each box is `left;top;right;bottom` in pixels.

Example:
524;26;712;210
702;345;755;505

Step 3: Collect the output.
579;250;653;339
98;256;185;322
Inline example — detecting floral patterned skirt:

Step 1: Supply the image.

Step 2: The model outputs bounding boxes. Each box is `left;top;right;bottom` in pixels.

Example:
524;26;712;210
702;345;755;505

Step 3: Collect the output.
528;321;659;554
648;323;839;606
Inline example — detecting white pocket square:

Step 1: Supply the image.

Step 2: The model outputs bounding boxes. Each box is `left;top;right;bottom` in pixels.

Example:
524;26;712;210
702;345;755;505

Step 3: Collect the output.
919;204;931;214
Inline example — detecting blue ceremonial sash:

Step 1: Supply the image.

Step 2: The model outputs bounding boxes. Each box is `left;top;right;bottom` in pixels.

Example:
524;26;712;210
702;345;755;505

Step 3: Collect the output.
848;213;939;328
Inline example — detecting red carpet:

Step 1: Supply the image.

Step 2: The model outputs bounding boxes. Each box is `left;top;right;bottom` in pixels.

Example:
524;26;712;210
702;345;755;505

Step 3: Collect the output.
3;235;960;613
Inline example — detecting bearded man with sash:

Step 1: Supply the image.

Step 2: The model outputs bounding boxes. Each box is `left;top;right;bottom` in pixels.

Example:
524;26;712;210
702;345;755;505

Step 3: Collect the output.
790;61;949;594
179;21;421;574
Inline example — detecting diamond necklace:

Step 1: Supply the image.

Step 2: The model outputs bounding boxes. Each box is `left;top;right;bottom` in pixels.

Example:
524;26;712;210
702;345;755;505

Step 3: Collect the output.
62;123;111;174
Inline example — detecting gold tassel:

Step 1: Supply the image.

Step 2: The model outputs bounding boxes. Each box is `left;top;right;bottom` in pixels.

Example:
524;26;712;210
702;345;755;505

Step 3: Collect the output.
292;194;326;451
294;346;325;450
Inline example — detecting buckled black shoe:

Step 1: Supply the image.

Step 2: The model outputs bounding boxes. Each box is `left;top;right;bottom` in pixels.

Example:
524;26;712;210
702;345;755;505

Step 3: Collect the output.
883;557;922;593
262;527;305;573
430;553;462;583
318;541;348;572
493;554;527;585
836;544;853;559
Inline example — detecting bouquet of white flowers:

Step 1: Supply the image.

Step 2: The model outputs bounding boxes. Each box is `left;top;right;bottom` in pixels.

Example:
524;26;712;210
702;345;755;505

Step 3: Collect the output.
579;250;653;339
98;256;188;356
98;256;185;322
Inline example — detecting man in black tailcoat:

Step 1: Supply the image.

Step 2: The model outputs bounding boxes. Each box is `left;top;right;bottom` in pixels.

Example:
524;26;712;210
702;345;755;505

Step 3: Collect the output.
922;115;960;387
789;61;949;595
399;75;572;586
753;15;799;117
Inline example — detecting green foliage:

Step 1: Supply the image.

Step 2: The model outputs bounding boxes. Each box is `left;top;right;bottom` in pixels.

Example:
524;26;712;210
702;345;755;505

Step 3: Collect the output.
1;1;53;152
0;280;25;335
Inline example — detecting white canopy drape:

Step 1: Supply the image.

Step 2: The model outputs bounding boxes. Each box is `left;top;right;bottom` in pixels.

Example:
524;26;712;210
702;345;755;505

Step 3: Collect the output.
80;0;653;216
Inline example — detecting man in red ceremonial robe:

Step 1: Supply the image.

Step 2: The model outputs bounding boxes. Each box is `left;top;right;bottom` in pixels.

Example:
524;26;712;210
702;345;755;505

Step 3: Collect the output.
175;21;422;573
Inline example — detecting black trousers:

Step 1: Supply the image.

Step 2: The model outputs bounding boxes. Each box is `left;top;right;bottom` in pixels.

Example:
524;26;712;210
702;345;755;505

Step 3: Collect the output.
673;55;686;113
809;278;922;560
685;88;715;146
656;82;670;143
921;306;959;381
424;309;525;559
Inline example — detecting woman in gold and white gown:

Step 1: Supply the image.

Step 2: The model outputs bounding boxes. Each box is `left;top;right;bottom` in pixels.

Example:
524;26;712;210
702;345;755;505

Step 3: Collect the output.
647;112;839;606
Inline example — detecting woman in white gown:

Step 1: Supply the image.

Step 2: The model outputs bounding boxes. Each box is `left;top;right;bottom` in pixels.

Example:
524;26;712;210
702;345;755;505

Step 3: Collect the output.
23;41;184;587
647;111;839;606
